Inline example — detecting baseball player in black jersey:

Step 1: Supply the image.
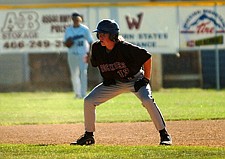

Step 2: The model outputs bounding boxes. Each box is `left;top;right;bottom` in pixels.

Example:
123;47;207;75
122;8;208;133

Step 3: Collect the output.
70;19;172;146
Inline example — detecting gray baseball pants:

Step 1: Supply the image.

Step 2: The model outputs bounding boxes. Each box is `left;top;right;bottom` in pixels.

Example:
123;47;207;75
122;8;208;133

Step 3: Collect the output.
84;73;166;132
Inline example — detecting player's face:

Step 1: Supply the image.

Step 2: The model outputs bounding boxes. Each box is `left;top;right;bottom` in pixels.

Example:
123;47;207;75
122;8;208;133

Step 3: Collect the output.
97;33;113;47
72;16;82;27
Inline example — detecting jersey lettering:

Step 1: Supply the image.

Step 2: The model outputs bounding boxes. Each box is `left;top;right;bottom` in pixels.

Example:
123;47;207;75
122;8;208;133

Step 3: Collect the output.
117;68;129;78
77;41;83;46
108;64;116;71
99;62;130;78
100;62;126;73
71;35;84;47
100;64;110;72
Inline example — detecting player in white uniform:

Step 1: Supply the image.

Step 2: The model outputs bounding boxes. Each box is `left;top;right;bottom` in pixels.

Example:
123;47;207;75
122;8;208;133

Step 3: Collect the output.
64;13;94;98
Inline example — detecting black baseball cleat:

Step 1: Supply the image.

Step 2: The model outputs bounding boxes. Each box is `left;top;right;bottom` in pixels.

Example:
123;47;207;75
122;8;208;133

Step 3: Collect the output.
160;134;172;146
70;132;95;146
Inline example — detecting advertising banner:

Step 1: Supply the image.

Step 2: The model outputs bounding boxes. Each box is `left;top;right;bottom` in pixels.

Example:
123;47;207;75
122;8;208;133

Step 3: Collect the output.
1;4;225;54
179;6;225;50
117;7;179;53
0;8;88;54
0;6;179;54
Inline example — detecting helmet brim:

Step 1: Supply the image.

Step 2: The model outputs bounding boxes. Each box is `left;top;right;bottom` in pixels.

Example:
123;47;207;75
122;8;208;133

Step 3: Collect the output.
92;29;108;33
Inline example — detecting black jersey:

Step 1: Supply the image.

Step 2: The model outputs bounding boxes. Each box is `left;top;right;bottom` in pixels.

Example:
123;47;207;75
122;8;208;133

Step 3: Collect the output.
91;41;151;82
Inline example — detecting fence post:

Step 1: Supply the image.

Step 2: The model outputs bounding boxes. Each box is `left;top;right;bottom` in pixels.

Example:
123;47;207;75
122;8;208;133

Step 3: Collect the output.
151;54;162;91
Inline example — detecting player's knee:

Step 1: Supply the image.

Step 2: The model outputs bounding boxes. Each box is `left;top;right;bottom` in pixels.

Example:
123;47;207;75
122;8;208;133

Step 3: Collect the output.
84;94;98;107
84;95;92;105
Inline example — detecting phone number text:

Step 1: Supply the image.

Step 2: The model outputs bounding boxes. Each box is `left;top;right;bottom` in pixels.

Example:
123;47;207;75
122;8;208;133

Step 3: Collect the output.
3;40;65;49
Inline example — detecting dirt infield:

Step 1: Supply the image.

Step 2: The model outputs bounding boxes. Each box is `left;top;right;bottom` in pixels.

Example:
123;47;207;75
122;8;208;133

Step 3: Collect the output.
0;120;224;147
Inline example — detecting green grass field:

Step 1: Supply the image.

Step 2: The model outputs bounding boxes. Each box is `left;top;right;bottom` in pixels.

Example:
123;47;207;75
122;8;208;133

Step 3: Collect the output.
1;144;224;159
0;88;224;125
0;89;225;158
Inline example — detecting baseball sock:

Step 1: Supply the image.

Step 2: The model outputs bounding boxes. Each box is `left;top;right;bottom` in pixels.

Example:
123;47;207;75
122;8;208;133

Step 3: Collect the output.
159;128;168;136
85;131;94;136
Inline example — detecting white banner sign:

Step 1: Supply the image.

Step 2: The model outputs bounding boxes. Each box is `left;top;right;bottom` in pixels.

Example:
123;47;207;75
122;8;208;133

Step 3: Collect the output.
1;5;225;54
117;7;179;53
0;8;89;54
0;6;179;54
179;6;225;49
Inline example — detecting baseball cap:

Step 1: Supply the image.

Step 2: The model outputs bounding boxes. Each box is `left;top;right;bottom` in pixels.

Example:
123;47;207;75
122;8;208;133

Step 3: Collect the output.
72;12;81;18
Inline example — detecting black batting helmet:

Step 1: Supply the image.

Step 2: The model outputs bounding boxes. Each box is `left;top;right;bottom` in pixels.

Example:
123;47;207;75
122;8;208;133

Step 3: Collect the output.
93;19;119;41
93;19;119;34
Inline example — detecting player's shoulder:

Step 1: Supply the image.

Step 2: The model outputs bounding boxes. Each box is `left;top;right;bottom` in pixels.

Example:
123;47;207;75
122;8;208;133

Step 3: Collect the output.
117;40;137;49
92;41;101;48
91;41;103;55
80;24;90;30
117;40;150;54
65;25;73;31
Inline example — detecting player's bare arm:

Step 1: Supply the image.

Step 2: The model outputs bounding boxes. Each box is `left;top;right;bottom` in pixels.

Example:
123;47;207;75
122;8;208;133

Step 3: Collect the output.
143;58;152;80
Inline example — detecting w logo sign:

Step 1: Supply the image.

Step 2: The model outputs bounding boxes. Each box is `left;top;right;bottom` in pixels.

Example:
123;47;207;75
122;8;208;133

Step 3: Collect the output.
125;13;143;30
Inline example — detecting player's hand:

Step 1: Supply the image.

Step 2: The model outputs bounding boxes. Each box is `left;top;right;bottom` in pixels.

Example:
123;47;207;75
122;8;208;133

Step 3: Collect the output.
83;54;89;63
134;77;149;92
64;37;74;48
